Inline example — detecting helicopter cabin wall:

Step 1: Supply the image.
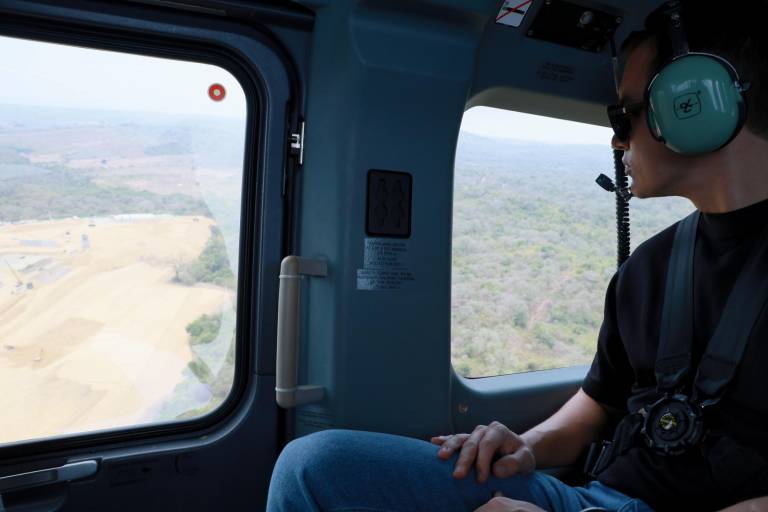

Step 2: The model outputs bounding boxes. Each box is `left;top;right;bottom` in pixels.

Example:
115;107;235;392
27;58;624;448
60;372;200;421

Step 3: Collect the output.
293;1;484;439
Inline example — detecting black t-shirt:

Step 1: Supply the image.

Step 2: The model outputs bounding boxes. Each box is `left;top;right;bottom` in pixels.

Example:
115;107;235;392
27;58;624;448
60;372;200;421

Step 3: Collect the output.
582;197;768;512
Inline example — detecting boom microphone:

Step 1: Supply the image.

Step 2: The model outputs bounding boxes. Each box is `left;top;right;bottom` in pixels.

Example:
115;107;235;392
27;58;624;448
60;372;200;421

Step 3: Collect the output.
596;173;633;201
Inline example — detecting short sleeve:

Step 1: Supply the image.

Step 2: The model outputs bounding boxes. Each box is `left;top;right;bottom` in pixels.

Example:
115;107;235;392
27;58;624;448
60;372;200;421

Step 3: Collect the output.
581;271;634;412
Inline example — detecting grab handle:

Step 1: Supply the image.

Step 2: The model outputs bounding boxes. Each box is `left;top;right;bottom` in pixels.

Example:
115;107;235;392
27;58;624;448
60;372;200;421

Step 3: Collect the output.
275;256;326;408
0;460;98;494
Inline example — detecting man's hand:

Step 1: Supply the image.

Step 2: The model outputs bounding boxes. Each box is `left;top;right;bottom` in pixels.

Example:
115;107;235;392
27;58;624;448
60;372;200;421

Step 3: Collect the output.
473;492;547;512
431;421;536;483
717;496;768;512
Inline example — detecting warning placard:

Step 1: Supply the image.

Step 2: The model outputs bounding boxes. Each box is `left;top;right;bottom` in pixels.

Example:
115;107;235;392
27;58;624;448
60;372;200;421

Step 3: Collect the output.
357;238;416;291
363;238;408;269
496;0;533;28
357;269;416;291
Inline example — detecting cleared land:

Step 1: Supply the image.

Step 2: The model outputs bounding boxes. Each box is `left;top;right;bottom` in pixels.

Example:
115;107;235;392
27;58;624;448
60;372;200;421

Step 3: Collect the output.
0;215;231;444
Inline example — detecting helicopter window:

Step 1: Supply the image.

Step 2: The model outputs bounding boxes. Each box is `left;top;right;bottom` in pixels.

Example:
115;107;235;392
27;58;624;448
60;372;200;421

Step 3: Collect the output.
0;35;247;445
451;106;693;378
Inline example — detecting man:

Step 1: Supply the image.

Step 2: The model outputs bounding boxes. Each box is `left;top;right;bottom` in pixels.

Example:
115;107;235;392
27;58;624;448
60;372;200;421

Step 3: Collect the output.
267;1;768;510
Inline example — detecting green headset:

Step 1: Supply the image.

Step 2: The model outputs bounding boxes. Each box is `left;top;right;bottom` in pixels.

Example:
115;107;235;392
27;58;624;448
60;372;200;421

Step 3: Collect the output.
645;1;750;155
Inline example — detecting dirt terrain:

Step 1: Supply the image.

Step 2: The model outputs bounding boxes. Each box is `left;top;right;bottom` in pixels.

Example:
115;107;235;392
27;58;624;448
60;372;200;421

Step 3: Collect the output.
0;215;230;444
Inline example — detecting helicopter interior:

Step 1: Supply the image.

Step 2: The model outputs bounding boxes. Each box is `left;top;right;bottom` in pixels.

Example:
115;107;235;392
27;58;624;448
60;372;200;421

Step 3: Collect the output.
0;0;687;510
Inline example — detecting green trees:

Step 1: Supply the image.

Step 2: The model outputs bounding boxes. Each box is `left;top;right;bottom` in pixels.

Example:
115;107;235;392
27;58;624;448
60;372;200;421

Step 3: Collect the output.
186;313;222;345
187;358;212;383
181;314;235;418
0;166;209;222
174;226;235;288
451;134;694;378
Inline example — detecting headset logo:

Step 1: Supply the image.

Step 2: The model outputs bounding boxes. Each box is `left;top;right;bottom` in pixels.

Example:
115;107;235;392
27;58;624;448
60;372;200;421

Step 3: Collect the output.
674;92;702;120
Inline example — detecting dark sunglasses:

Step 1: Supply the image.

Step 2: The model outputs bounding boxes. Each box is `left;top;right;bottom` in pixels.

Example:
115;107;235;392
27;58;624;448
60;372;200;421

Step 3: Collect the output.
607;102;646;143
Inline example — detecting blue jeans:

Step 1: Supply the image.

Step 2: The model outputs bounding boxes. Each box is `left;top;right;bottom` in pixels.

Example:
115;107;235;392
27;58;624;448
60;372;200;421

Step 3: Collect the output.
267;429;655;512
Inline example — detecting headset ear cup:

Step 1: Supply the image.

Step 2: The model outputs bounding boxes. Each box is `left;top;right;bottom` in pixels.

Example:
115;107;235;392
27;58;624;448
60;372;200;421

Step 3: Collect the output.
647;54;746;155
646;102;664;142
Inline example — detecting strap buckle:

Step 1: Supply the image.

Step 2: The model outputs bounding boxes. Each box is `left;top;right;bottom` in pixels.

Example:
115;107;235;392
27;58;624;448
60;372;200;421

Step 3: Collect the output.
583;440;613;481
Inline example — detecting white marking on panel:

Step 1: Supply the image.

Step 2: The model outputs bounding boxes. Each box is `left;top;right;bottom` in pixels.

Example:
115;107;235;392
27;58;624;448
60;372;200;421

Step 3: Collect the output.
496;0;533;28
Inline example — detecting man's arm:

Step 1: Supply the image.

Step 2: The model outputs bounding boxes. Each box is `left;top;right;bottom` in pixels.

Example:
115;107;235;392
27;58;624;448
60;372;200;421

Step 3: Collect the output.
434;387;613;482
520;388;611;468
717;497;768;512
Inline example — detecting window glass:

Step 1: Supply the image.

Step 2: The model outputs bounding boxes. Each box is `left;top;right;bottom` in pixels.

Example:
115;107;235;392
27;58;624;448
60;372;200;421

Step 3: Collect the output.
451;107;693;378
0;36;247;444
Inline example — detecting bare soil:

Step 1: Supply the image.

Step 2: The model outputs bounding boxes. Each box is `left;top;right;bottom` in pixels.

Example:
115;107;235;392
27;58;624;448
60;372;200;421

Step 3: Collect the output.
0;215;231;444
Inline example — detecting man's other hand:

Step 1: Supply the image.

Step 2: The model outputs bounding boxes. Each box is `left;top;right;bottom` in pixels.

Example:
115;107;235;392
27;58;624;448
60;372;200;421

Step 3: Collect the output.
473;492;547;512
717;495;768;512
431;421;536;483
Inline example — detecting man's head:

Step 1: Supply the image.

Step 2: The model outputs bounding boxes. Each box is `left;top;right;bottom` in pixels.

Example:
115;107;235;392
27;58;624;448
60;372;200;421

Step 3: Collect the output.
611;0;768;199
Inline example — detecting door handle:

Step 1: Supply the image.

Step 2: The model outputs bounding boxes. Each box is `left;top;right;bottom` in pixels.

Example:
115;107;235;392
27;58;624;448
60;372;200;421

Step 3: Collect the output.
0;460;98;494
276;256;326;408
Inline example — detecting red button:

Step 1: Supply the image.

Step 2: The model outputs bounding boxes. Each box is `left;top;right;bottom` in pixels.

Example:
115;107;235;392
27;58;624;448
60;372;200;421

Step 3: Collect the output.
208;83;226;101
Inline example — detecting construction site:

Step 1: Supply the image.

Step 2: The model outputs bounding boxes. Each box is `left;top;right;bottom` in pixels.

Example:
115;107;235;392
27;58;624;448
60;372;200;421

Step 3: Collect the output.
0;215;234;445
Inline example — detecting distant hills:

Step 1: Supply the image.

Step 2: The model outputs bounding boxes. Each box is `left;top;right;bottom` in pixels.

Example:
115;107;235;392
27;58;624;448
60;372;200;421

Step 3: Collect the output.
0;104;248;223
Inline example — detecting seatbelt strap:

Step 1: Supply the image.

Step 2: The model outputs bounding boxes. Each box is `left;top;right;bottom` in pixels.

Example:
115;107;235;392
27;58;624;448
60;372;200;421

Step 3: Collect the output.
655;211;699;392
694;221;768;402
656;210;768;401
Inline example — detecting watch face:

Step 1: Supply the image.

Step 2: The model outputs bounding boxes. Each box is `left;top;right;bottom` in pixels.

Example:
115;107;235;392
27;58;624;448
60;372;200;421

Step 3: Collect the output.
659;411;678;430
651;403;689;442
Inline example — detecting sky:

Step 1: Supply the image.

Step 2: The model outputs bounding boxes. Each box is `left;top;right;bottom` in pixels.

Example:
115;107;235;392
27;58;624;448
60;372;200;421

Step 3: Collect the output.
0;35;247;118
461;107;614;146
0;34;614;144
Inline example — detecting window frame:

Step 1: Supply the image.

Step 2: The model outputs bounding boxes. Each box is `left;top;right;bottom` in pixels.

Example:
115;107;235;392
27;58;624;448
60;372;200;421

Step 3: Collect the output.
0;12;265;460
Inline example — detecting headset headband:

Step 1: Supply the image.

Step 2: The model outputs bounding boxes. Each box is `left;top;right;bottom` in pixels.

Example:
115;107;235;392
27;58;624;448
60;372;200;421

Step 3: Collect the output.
662;1;690;58
659;2;750;93
643;1;751;155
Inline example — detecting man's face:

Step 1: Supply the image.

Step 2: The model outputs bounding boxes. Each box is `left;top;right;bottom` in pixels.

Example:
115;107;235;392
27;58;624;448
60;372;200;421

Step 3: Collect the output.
613;37;690;198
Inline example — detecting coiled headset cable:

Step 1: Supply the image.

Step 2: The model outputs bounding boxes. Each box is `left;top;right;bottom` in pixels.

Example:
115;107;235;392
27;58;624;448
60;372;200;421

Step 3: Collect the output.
596;149;632;268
